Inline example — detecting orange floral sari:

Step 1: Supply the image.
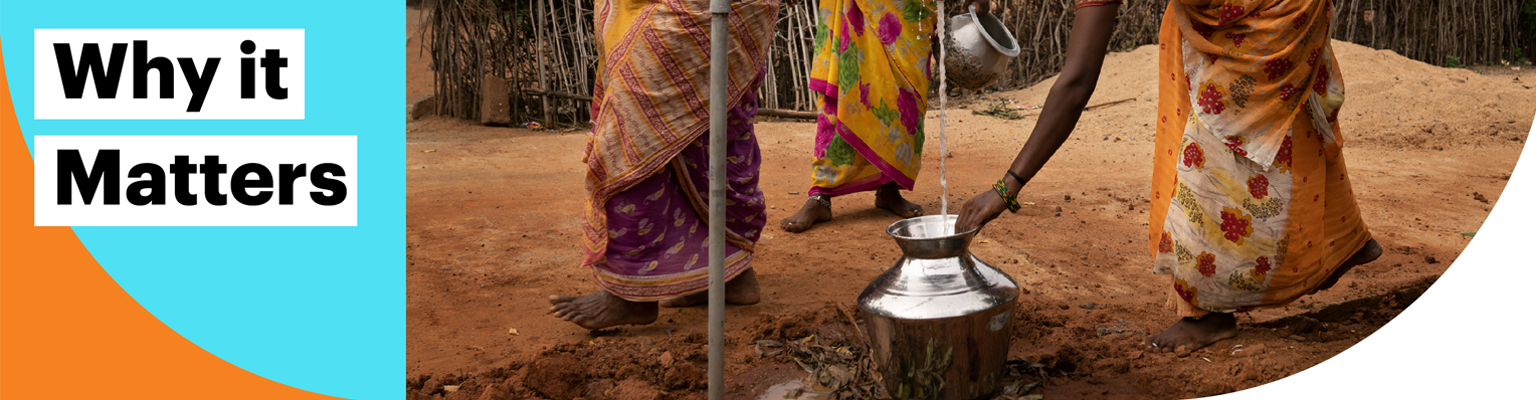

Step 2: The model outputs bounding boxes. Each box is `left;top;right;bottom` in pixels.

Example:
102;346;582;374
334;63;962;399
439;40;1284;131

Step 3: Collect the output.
1145;0;1373;317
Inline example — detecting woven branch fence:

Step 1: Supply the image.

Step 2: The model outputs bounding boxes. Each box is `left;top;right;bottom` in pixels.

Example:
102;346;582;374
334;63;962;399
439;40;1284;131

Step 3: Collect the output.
1330;0;1531;68
419;0;1535;124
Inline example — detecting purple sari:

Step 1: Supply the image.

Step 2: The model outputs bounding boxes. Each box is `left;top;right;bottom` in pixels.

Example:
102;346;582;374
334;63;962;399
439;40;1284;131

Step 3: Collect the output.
590;92;767;301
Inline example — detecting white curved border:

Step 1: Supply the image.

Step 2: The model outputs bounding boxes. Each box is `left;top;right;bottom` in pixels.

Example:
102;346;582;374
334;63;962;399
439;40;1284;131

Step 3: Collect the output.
1217;116;1536;399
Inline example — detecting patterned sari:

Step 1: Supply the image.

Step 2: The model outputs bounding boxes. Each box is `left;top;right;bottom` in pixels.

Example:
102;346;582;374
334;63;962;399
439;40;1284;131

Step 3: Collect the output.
1144;0;1373;316
582;0;777;301
805;0;936;196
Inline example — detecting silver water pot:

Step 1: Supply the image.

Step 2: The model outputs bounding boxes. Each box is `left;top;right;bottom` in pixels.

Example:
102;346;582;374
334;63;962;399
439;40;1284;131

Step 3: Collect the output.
857;215;1021;400
943;6;1021;90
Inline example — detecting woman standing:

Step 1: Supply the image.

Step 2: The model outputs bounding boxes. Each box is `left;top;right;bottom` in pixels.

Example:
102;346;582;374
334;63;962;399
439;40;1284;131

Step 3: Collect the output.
549;0;778;329
956;0;1382;352
779;0;934;232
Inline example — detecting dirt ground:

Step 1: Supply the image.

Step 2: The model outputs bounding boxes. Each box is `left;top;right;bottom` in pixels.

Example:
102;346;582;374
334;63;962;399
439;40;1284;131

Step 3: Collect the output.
404;7;1531;400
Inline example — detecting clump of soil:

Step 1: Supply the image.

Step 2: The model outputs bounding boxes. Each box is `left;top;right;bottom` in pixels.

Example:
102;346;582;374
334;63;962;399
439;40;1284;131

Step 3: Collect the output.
406;332;713;400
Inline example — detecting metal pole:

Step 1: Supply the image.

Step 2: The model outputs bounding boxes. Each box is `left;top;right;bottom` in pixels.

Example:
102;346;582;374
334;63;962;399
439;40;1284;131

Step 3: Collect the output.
706;0;730;399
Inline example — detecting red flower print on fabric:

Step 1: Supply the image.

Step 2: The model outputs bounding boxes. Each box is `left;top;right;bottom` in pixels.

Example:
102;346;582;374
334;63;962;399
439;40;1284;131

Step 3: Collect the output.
1306;48;1320;66
1219;4;1246;24
1185;75;1192;91
1225;32;1246;46
1255;256;1271;275
1278;83;1299;101
1247;174;1269;198
1183;142;1206;169
1264;58;1294;81
1159;232;1173;253
1219;207;1254;245
1273;134;1294;169
1292;12;1310;30
1175;280;1197;303
1327;108;1340;123
1223;135;1247;156
1194;24;1214;39
1313;66;1330;94
1197;83;1226;115
1197;252;1217;276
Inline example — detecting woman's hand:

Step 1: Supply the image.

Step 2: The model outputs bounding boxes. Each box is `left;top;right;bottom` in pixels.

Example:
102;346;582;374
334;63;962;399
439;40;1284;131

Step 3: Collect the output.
955;187;1008;233
964;0;992;16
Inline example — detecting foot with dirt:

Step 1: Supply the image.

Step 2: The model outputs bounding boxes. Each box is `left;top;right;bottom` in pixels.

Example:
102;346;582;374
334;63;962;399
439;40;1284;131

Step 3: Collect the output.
1144;238;1386;353
780;183;924;233
547;290;659;330
1311;238;1385;294
874;182;925;218
1145;312;1238;354
779;196;832;233
658;268;763;307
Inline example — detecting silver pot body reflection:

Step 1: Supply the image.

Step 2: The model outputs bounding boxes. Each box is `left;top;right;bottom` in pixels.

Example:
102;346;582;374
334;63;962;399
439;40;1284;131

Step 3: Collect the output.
857;215;1021;400
943;7;1022;90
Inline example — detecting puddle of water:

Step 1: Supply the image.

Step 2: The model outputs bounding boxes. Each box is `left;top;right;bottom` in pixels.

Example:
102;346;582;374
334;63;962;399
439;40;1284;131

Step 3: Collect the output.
757;379;835;400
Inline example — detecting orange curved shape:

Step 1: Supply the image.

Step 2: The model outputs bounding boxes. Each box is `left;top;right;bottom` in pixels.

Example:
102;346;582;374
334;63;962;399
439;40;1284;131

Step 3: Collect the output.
0;44;343;400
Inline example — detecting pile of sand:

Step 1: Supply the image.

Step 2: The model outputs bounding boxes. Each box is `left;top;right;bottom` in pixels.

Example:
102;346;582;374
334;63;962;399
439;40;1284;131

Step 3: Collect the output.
981;40;1532;151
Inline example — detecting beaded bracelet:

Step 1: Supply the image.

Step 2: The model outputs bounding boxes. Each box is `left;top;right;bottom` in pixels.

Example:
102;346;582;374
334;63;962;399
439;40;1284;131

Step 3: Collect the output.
992;179;1021;213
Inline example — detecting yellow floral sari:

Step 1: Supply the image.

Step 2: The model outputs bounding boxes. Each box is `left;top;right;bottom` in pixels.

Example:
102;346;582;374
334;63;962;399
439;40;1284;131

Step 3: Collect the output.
805;0;936;196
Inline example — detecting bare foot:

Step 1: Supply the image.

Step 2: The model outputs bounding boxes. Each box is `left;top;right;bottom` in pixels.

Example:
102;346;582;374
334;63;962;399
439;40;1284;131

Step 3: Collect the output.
548;290;658;330
1145;312;1238;354
658;268;762;307
780;196;832;233
1310;238;1383;294
874;183;924;218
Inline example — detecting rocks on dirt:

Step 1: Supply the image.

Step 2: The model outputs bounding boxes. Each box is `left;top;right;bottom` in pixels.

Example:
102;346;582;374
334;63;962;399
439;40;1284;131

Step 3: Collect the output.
475;383;502;400
661;363;705;390
1288;316;1324;334
480;74;511;126
583;379;618;400
525;354;586;400
1473;192;1490;203
608;379;660;400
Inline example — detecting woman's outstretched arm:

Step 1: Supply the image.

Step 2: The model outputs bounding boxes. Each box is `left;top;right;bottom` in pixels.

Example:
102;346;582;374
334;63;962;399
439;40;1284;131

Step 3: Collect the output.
955;3;1121;233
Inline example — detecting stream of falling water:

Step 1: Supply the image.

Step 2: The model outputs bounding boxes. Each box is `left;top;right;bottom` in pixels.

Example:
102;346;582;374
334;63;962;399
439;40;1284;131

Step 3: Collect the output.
936;1;950;234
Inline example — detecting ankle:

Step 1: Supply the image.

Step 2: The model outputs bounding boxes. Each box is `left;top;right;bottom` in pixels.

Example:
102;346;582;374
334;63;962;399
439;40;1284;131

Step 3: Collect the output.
808;194;831;209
